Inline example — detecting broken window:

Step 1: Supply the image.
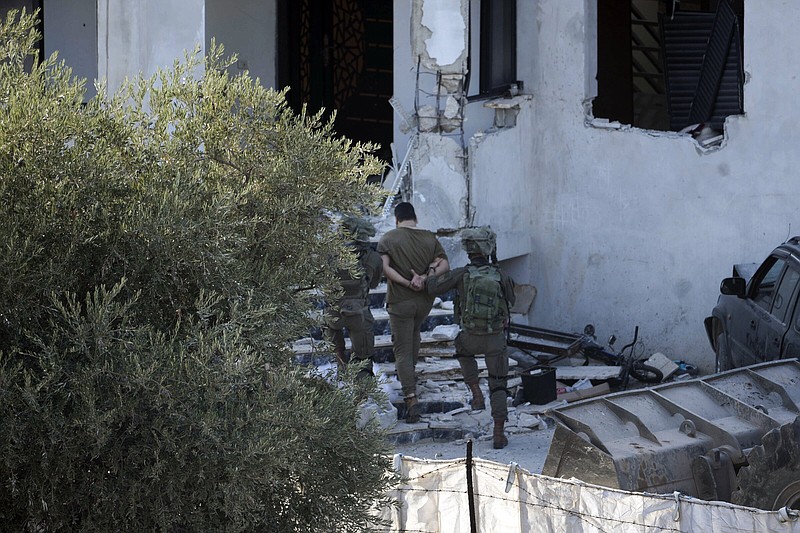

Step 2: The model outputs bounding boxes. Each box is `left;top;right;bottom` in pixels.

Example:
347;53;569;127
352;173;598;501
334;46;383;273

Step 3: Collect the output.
477;0;516;97
593;0;744;134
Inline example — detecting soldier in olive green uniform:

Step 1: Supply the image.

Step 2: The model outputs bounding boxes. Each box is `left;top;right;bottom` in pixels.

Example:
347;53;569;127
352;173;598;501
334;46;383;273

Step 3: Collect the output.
324;216;383;379
424;226;516;449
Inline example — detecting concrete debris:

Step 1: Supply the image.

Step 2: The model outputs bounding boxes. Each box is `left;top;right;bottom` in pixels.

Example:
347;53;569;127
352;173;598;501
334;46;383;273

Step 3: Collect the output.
439;74;463;94
358;396;399;431
430;324;458;339
417;105;439;132
517;413;547;430
438;300;455;311
644;352;679;381
439;116;461;133
443;95;461;119
381;362;556;445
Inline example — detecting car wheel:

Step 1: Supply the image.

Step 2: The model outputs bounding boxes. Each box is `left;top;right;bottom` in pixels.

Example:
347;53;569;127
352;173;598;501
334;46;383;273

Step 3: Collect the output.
715;330;733;372
732;417;800;510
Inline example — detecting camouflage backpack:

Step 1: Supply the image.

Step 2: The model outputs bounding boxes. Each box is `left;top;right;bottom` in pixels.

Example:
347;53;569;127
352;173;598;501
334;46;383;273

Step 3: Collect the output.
460;264;508;334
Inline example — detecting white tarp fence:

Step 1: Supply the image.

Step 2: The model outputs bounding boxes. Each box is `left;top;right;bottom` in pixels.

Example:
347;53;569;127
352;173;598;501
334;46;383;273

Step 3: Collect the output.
374;454;800;533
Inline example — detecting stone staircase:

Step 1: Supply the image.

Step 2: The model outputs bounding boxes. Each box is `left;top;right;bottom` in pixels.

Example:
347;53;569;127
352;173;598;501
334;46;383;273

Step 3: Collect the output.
293;280;539;445
293;283;458;363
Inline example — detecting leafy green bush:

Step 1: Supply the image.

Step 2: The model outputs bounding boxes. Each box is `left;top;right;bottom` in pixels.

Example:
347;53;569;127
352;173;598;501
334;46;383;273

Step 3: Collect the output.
0;10;394;532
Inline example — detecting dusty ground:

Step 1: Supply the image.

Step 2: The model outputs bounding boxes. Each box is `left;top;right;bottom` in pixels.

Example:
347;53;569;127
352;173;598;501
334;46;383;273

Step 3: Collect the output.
376;357;693;474
391;424;555;474
361;359;560;474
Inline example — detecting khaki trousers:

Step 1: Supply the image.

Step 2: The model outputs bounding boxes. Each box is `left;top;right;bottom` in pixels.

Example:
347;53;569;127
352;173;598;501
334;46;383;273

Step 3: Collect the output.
387;296;435;397
325;303;375;362
455;330;509;420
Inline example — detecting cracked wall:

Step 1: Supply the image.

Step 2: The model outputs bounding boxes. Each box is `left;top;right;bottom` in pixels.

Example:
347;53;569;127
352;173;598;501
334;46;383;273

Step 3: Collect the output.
395;0;800;372
410;0;468;74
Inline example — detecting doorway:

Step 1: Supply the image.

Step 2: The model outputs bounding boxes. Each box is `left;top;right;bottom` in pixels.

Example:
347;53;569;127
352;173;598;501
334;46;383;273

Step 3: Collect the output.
277;0;393;166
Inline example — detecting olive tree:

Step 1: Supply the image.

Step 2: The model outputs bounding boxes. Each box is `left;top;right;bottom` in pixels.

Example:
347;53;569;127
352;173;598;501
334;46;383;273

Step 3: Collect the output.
0;10;395;532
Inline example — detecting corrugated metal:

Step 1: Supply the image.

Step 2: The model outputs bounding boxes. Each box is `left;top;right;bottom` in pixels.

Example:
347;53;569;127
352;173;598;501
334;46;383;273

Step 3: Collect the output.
660;10;744;131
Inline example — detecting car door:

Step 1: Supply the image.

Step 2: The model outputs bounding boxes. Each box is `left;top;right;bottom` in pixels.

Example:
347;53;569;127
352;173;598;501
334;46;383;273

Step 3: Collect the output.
757;263;800;361
727;255;786;367
783;294;800;358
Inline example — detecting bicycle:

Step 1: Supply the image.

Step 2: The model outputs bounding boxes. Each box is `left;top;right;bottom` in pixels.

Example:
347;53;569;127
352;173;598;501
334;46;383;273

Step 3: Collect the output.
580;324;663;389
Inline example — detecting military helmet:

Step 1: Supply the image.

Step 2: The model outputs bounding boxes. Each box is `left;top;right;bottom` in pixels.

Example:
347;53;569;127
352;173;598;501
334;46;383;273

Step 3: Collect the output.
342;215;376;242
460;226;496;256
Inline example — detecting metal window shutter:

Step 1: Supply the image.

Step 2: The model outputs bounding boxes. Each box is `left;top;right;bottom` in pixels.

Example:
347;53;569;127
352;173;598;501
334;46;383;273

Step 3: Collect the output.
659;9;744;132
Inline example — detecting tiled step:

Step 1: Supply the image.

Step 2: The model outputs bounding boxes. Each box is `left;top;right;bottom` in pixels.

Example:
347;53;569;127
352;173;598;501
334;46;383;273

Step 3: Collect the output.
292;331;452;356
302;292;456;344
297;282;458;362
371;305;454;325
368;283;457;309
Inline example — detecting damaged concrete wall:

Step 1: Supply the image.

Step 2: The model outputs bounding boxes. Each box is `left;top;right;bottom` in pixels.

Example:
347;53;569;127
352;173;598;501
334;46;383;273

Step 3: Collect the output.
410;0;468;74
396;0;800;371
393;0;471;250
408;134;469;233
472;0;800;371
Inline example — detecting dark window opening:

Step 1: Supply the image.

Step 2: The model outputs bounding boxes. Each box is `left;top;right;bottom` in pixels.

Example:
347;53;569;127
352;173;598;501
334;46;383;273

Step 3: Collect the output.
594;0;744;134
478;0;517;97
277;0;394;166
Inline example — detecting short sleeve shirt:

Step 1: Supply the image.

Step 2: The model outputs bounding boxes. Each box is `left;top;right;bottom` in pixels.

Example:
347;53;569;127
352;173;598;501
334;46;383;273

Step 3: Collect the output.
377;227;447;304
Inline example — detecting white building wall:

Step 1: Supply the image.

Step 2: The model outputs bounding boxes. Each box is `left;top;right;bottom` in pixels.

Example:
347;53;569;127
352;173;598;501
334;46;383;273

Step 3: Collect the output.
44;0;98;99
205;0;276;85
393;0;800;370
98;0;205;94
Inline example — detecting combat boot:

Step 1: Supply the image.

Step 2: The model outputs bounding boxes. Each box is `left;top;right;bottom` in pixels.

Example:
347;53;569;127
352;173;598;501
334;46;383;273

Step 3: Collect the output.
493;418;508;449
467;381;485;410
404;394;422;423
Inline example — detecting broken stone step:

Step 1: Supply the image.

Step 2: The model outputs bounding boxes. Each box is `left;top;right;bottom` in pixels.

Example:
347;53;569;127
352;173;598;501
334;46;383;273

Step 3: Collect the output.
386;424;468;446
376;359;519;382
392;399;465;421
370;306;453;323
305;306;455;341
293;330;456;356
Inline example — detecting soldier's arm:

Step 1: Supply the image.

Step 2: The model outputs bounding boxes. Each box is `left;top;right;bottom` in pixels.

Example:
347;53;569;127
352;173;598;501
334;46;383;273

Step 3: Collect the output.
425;266;464;296
431;238;450;275
365;251;383;289
429;257;449;276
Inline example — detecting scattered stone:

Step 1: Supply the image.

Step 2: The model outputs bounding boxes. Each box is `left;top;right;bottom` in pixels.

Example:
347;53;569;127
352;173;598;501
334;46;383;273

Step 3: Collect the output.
429;419;461;430
431;324;459;339
517;413;546;430
644;352;679;381
445;406;471;417
358;397;398;430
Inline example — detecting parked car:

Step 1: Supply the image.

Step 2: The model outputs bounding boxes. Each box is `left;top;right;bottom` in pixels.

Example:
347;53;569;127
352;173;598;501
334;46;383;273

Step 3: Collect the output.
705;237;800;371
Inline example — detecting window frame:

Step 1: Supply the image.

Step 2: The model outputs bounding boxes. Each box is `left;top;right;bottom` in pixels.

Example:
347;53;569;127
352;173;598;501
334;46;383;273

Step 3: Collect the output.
477;0;517;98
750;256;786;312
771;266;800;323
